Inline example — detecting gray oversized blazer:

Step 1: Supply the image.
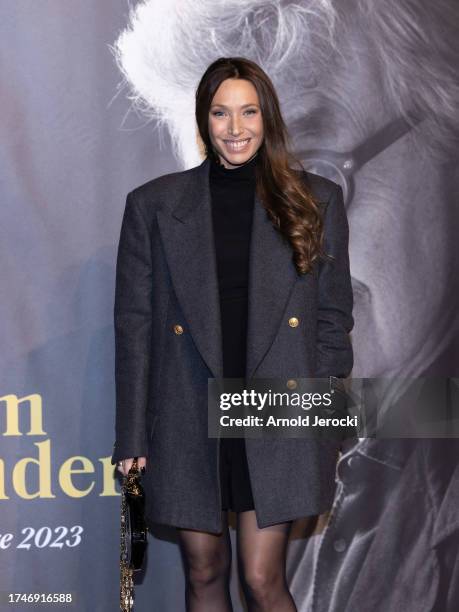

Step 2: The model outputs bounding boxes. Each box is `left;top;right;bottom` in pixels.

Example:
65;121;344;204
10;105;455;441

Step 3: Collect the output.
111;156;354;533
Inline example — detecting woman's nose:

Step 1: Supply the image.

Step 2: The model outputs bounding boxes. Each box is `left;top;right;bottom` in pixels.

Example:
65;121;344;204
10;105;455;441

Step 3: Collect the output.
229;119;242;136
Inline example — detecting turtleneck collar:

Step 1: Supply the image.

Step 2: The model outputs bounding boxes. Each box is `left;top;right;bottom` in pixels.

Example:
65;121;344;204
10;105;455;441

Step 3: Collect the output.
209;151;259;181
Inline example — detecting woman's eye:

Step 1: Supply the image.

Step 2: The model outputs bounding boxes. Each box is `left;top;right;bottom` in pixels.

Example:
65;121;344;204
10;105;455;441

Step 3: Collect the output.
211;109;257;117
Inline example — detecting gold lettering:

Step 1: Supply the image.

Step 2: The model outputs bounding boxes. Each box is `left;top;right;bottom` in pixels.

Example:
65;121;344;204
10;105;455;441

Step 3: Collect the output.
1;394;46;436
99;457;120;497
59;457;95;497
0;458;8;499
2;389;123;498
12;440;56;499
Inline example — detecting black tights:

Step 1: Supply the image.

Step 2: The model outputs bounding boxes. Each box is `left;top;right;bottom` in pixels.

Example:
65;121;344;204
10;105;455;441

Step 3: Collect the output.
177;510;297;612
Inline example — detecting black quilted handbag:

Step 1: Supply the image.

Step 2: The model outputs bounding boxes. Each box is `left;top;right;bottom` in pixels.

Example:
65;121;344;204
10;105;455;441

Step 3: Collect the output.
120;458;148;611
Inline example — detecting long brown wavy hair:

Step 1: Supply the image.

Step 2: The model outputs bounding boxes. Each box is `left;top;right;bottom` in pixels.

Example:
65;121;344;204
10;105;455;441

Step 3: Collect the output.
195;56;325;276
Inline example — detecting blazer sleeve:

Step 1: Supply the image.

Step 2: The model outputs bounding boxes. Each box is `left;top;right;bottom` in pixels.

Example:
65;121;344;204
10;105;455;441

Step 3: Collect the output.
111;190;153;465
315;184;354;379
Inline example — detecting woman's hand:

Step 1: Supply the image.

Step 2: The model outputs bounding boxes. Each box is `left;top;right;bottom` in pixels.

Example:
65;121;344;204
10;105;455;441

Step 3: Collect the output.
116;456;147;477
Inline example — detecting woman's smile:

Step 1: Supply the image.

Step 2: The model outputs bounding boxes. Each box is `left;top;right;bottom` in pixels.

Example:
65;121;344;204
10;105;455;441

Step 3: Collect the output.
223;138;251;153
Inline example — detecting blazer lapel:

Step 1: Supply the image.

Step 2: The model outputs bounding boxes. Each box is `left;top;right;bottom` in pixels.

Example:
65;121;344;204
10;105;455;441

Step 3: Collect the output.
156;157;299;381
157;158;223;379
246;183;299;379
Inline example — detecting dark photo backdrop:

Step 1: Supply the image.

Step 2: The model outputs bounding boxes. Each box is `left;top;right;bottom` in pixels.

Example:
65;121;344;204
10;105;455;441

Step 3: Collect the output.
1;1;458;611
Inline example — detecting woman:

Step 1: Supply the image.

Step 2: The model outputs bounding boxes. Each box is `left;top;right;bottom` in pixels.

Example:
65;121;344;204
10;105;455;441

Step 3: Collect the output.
112;57;353;611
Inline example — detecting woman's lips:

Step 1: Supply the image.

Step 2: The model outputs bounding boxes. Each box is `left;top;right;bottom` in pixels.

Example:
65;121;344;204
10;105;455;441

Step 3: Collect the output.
224;138;251;153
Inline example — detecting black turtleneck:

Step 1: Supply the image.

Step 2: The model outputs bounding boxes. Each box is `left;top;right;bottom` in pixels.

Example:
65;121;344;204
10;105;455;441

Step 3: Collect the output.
209;152;259;379
210;153;258;513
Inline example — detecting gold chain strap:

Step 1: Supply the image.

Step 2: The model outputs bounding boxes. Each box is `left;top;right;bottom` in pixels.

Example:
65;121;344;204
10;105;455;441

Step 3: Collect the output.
119;458;142;611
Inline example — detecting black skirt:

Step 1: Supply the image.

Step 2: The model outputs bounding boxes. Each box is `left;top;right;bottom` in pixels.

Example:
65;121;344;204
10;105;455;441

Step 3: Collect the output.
219;294;255;512
220;436;254;512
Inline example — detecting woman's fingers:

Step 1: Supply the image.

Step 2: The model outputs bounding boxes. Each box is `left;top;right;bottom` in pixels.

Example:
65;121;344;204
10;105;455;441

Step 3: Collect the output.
116;456;147;476
116;458;132;476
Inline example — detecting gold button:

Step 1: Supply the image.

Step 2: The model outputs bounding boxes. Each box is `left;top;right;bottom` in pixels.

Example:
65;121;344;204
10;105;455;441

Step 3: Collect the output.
288;317;299;328
286;379;297;390
173;324;184;335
